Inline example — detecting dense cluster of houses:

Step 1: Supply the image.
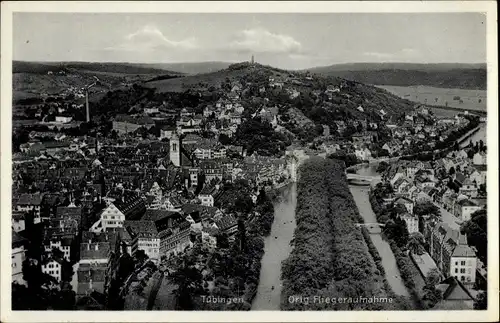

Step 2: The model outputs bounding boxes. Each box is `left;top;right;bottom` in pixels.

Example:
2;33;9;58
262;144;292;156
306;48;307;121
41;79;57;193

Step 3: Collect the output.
380;143;487;295
11;87;296;300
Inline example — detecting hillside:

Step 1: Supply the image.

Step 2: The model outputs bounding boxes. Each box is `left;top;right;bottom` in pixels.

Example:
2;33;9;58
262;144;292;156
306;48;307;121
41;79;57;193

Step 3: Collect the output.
13;61;179;75
307;63;487;90
12;61;182;103
141;62;416;135
136;61;232;75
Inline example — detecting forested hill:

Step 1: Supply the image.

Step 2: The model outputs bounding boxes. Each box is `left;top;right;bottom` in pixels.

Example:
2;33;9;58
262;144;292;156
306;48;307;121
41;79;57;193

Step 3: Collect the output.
307;63;487;90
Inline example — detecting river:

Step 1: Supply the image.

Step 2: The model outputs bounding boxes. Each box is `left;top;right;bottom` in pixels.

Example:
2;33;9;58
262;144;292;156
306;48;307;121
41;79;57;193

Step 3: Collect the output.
251;183;297;310
349;164;410;297
459;123;487;149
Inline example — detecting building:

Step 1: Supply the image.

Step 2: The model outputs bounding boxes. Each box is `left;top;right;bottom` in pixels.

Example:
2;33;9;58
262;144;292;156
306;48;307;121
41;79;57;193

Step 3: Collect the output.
160;126;176;140
44;237;73;261
41;258;63;282
169;133;181;167
16;193;43;224
141;210;191;257
12;211;26;232
91;196;147;232
453;199;482;222
12;231;27;285
424;222;477;285
55;116;73;123
213;215;238;238
472;151;487;165
433;276;474;310
124;220;160;264
394;196;414;214
198;184;220;207
400;212;419;234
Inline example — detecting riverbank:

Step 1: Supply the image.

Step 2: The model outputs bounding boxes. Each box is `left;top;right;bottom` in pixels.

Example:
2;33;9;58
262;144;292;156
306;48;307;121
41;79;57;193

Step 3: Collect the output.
350;186;410;298
251;183;297;310
368;186;427;309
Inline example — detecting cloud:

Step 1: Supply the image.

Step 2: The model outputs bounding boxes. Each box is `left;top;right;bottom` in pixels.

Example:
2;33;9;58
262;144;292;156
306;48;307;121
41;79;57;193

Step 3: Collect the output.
363;48;420;60
105;25;197;52
363;52;394;59
229;28;303;54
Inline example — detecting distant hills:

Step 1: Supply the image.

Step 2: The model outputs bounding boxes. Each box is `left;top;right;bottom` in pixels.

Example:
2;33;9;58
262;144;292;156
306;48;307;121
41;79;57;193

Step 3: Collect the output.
136;62;232;75
12;61;179;76
306;63;487;90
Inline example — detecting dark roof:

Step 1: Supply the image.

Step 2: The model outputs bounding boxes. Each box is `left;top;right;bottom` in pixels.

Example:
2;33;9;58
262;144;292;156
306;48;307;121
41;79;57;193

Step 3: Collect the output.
455;173;466;184
56;206;82;219
141;209;179;222
12;230;28;248
473;164;487;172
436;276;474;301
12;210;26;221
115;196;146;220
17;193;43;206
80;242;111;260
215;215;237;231
124;220;158;239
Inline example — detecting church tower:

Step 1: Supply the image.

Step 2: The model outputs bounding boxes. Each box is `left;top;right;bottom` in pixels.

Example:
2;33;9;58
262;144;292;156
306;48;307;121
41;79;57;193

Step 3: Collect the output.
169;133;181;167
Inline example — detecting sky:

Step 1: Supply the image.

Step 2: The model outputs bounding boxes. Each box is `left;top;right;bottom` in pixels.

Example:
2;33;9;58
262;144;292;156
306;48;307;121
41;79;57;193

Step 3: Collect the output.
13;13;486;70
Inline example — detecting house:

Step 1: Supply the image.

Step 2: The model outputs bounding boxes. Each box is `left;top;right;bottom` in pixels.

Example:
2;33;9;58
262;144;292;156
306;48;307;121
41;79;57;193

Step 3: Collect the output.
146;210;191;257
77;262;108;296
406;161;421;179
200;160;224;183
424;222;477;285
400;212;419;234
16;193;43;224
198;184;220;207
472;151;487;165
12;231;27;285
433;276;474;310
124;220;160;264
160;126;177;140
213;215;238;239
394;196;414;214
12;211;26;232
351;132;374;145
144;106;159;114
458;178;478;198
55;116;73;123
453;199;482;222
470;165;487;186
91;196;146;232
355;147;372;161
44;236;73;261
41;257;63;282
162;196;183;212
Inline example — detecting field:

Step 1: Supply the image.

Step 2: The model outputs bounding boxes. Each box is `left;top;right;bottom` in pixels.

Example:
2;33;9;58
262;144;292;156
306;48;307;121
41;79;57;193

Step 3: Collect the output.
376;85;487;112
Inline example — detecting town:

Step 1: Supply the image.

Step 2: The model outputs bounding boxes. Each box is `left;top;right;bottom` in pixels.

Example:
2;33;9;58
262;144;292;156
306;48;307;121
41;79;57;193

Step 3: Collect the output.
10;57;487;311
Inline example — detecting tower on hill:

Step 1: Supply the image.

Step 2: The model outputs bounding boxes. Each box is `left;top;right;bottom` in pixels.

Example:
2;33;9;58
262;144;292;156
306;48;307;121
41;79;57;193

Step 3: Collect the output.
251;55;255;65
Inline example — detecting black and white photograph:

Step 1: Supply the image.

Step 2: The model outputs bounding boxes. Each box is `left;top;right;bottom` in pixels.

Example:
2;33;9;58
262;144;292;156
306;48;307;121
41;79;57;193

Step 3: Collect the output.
1;1;498;322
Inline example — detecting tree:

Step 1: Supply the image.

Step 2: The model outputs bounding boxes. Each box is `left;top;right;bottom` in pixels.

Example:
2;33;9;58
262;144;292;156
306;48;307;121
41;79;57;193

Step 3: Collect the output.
422;268;443;308
474;291;487;310
414;201;441;219
449;166;456;176
170;255;204;310
407;232;425;255
376;161;390;174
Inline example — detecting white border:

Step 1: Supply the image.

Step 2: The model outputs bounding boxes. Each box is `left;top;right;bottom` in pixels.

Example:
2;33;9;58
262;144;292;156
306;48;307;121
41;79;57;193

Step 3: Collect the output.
1;1;498;322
